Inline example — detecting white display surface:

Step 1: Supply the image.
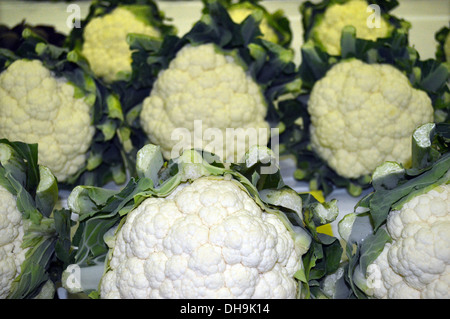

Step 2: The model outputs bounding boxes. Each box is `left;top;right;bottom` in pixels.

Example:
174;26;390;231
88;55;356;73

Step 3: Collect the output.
0;0;449;236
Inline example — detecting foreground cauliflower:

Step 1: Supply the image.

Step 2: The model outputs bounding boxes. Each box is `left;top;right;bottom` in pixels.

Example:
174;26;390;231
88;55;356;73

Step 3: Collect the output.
0;59;95;182
0;139;69;299
0;186;27;299
366;184;450;299
311;0;391;55
82;7;161;83
308;59;434;179
101;177;301;299
140;43;270;162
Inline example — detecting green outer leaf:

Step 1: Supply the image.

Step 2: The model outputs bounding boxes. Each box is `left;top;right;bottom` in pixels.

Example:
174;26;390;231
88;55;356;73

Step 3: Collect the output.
0;140;42;224
434;26;449;63
8;221;56;299
358;228;391;273
53;209;74;267
35;166;59;218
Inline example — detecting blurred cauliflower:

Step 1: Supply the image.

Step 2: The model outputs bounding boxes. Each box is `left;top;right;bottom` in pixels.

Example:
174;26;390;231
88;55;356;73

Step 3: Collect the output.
82;7;161;83
311;0;391;55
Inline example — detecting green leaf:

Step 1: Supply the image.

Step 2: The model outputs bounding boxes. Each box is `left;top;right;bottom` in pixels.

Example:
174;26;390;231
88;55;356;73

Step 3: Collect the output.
8;232;56;299
35;166;59;218
369;153;449;230
359;228;391;274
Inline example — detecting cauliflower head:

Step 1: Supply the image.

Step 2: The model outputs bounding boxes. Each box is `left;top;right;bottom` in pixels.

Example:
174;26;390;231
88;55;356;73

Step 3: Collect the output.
82;7;161;83
308;59;434;179
227;6;278;43
313;0;391;55
0;59;95;182
0;185;27;299
100;177;302;299
139;43;270;162
366;184;450;299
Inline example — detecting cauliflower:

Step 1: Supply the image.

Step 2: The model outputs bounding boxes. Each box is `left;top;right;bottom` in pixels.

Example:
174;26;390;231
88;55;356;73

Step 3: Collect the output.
63;145;341;299
101;177;301;299
228;6;278;43
81;7;161;83
0;59;95;182
279;19;448;197
367;184;449;299
308;0;392;55
340;123;450;299
0;185;27;299
129;2;299;166
1;25;136;186
0;139;71;299
139;43;270;162
308;59;434;179
201;1;291;47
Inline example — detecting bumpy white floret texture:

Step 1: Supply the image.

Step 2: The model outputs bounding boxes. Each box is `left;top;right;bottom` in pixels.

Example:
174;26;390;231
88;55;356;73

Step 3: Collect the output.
139;43;270;162
100;178;301;299
314;0;391;55
367;184;450;299
308;59;434;179
0;59;95;182
0;186;27;299
82;7;161;83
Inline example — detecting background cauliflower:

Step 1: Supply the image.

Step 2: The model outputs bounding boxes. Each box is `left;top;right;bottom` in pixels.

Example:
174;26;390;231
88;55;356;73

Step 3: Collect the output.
0;24;140;186
308;59;434;179
67;0;176;84
202;0;292;47
278;22;448;197
130;2;299;164
101;177;301;299
300;0;410;56
0;59;94;182
81;7;161;83
311;0;391;55
140;43;269;162
228;5;278;43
